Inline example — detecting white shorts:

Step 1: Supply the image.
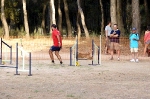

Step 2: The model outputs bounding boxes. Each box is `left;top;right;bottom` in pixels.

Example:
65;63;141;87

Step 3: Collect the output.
130;48;138;52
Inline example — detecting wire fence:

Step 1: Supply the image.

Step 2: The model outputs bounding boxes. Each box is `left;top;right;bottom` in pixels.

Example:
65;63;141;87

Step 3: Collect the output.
0;36;149;62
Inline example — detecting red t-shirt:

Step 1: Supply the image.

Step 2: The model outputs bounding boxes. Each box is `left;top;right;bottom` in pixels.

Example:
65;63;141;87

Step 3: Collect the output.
52;29;62;47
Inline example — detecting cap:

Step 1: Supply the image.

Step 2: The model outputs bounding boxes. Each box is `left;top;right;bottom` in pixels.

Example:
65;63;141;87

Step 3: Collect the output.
132;27;136;31
51;24;57;28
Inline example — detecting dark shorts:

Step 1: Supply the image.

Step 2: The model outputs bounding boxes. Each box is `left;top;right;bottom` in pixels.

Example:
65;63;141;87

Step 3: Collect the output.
50;46;61;51
145;40;150;44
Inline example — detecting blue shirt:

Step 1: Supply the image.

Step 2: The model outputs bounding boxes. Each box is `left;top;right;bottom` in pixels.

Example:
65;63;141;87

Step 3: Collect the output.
129;33;139;48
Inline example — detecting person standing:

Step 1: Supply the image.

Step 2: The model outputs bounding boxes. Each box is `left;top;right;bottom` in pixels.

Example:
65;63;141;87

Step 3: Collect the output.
129;27;139;62
49;24;63;65
104;21;112;54
109;24;121;60
143;25;150;56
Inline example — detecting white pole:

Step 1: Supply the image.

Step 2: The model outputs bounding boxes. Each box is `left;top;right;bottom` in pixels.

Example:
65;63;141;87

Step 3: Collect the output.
22;52;25;70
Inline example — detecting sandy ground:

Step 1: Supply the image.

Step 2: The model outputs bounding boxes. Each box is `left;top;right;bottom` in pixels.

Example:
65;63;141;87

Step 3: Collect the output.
1;59;150;99
0;37;150;99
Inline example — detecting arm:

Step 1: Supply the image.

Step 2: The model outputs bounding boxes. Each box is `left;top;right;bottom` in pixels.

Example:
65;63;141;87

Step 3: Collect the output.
110;30;119;38
133;34;139;41
56;35;61;47
105;30;108;37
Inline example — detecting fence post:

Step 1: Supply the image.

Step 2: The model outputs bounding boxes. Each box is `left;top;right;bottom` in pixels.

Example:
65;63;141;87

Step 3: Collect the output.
70;47;72;66
0;38;2;64
10;46;12;64
15;43;19;75
28;52;32;76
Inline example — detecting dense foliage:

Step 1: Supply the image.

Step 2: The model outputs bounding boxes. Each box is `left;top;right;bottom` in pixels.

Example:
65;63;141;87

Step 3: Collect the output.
0;0;149;37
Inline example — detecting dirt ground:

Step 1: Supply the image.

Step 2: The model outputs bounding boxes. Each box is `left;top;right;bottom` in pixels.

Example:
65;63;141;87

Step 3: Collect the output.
0;58;150;99
0;37;150;99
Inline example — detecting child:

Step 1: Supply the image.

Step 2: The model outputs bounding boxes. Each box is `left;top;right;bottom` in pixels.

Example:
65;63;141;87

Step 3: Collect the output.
129;27;139;62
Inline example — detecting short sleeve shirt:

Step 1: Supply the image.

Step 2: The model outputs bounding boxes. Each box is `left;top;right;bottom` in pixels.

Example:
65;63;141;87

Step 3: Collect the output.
52;29;62;47
129;33;139;48
105;25;112;36
110;29;121;43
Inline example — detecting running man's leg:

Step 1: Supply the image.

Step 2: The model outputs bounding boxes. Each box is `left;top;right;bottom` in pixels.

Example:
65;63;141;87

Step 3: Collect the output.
49;50;54;62
49;46;55;63
55;51;63;64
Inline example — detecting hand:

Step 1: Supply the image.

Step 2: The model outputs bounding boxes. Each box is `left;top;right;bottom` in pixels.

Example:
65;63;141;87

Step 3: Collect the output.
58;42;61;47
133;38;136;40
113;31;116;34
105;37;108;41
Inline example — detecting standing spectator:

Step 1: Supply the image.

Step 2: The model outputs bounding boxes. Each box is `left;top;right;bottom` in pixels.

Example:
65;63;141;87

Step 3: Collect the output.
143;25;150;56
104;21;112;54
129;27;139;62
109;24;121;60
49;24;63;65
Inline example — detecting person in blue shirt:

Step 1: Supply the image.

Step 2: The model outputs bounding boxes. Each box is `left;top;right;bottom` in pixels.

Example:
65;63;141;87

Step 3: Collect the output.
129;27;139;62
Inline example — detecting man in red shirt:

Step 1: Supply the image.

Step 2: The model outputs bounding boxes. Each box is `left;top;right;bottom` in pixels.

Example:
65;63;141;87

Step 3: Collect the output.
49;24;63;64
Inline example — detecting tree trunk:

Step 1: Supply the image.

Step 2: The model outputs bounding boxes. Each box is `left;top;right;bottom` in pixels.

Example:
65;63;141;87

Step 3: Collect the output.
22;0;30;39
1;0;9;39
41;4;47;35
77;11;81;40
144;0;149;25
117;0;125;36
58;0;62;35
132;0;140;34
77;0;89;39
99;0;104;36
49;1;52;34
110;0;117;26
50;0;56;24
63;0;72;37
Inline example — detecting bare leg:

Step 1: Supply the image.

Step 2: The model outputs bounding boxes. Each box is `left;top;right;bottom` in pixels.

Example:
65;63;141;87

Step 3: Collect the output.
55;51;62;62
144;44;149;56
135;52;138;60
110;42;113;60
131;52;134;59
49;50;54;62
110;49;113;60
117;50;120;58
105;46;108;54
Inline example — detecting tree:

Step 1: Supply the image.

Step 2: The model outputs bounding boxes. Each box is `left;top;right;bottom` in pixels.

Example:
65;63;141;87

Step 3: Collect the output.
22;0;30;38
99;0;104;35
50;0;56;24
77;0;89;39
144;0;149;25
1;0;9;39
58;0;62;34
132;0;140;34
117;0;125;36
63;0;72;37
76;10;81;40
110;0;117;26
41;0;48;35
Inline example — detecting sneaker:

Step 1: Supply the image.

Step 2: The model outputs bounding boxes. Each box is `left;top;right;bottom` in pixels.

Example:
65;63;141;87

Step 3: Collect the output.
135;59;139;62
130;59;135;62
60;61;64;66
50;61;55;66
117;57;120;61
60;61;63;64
